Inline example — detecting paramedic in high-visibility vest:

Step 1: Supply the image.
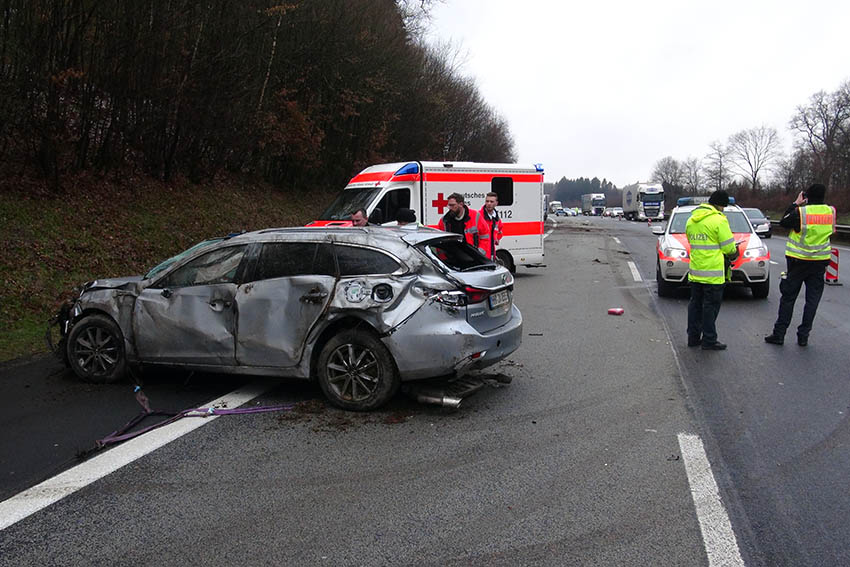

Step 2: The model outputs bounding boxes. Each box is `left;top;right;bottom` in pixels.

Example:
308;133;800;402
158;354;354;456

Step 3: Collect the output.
765;183;836;347
480;192;503;260
438;192;489;257
686;190;739;351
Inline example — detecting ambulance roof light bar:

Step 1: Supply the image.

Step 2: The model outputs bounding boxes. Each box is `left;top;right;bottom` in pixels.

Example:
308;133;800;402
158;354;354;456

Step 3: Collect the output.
394;162;419;176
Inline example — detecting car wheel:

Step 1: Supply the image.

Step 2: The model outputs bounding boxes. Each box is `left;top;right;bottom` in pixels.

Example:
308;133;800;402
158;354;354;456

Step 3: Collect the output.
656;263;676;297
316;329;400;411
66;314;127;383
751;277;770;299
495;250;516;274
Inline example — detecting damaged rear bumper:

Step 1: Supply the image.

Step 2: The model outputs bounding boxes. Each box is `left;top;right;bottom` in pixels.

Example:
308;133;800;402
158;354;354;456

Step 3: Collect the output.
383;304;523;381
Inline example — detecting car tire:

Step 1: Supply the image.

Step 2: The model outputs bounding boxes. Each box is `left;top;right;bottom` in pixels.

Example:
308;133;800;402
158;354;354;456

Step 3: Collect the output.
751;277;770;299
316;329;400;411
66;314;127;383
656;263;676;298
495;250;516;274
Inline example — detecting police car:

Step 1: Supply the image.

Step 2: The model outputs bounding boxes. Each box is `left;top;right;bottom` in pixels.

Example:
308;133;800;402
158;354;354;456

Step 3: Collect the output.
652;197;771;298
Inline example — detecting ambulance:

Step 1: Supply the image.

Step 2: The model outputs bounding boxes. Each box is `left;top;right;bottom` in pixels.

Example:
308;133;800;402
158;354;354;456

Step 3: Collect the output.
309;161;546;273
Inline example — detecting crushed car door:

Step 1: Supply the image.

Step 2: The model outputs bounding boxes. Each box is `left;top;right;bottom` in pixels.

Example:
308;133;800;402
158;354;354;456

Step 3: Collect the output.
133;245;247;365
236;241;336;367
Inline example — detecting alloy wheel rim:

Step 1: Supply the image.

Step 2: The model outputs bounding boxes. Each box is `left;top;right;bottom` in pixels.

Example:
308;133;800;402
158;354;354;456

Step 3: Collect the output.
74;327;119;376
326;343;380;402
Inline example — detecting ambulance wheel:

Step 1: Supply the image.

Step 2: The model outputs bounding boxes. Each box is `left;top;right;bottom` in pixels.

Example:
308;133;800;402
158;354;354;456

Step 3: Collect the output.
751;277;770;299
495;250;516;274
656;263;676;298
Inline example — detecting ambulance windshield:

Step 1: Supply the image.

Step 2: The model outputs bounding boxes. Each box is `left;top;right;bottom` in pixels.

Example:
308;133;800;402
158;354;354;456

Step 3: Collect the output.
318;187;382;220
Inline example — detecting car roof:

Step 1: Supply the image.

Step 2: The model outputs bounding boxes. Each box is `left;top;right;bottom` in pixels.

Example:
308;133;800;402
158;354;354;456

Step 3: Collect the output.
671;204;744;214
227;225;458;248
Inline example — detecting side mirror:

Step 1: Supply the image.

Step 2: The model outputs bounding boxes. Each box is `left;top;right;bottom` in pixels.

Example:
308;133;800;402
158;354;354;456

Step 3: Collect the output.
651;225;664;235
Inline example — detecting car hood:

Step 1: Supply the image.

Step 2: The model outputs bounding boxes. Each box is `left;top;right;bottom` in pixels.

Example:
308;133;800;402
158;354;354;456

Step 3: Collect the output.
85;276;144;291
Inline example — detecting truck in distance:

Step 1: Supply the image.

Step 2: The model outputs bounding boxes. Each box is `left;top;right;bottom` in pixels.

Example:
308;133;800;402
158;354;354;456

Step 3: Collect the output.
622;183;664;221
580;193;605;216
548;200;562;213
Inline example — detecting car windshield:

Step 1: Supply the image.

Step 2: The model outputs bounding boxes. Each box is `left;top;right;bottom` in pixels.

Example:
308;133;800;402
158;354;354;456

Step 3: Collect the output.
418;237;493;272
743;208;767;221
318;187;382;220
669;210;752;234
144;238;223;280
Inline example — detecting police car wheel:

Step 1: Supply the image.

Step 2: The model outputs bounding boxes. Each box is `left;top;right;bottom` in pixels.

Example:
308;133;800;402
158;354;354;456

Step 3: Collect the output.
656;263;676;298
751;277;770;299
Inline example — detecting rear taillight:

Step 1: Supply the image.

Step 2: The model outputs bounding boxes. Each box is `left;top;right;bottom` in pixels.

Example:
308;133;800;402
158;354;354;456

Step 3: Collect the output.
463;286;491;304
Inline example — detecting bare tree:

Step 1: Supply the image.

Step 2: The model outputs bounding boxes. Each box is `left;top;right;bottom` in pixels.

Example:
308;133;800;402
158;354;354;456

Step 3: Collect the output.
651;156;683;187
789;82;850;187
703;141;732;191
728;125;781;190
681;156;703;194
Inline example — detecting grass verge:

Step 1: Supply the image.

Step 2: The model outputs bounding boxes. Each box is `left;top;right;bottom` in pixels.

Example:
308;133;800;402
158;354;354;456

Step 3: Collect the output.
0;174;334;362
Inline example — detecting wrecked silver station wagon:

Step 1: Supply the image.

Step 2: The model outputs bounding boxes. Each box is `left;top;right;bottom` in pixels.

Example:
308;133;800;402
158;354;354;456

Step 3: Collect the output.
49;227;523;410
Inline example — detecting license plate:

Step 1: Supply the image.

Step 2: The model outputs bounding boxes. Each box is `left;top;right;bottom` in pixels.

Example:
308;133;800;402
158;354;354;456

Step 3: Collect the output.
489;290;510;309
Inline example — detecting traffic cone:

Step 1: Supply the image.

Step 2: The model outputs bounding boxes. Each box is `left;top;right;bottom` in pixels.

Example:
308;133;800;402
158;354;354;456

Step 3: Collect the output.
826;248;842;286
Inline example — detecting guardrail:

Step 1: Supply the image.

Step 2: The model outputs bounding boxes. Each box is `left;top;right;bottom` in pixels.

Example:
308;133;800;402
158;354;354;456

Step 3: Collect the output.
769;220;850;233
769;220;850;243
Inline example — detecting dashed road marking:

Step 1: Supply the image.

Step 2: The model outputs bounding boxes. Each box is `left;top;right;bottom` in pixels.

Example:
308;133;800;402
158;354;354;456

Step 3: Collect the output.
612;236;621;244
0;381;271;532
627;261;642;281
678;433;745;567
769;260;778;265
544;228;554;239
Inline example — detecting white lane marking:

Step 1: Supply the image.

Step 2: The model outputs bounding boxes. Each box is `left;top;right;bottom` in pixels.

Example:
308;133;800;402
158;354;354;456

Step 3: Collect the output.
769;260;778;265
627;261;642;281
612;236;621;244
0;381;271;532
544;228;555;239
678;433;745;567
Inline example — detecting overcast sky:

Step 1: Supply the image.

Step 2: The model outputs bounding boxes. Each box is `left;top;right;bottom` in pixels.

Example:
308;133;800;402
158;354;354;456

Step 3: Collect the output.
425;0;850;188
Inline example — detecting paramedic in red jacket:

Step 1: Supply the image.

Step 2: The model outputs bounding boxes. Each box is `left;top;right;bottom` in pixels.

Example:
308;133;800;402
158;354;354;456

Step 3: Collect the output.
480;192;503;259
438;192;490;257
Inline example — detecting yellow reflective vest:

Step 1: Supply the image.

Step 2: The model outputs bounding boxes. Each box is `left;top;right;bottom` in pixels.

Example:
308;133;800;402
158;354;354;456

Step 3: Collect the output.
686;204;737;284
786;204;835;261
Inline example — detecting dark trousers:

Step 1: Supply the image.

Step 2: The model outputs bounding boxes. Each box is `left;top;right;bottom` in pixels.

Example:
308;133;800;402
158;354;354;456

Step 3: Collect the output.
772;257;828;339
687;282;725;346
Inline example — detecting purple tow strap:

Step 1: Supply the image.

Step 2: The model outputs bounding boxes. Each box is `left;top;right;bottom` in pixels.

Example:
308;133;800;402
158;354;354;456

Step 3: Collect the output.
95;387;296;448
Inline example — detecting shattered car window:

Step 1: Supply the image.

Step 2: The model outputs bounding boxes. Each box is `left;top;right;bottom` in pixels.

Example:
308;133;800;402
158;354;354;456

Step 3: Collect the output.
144;238;223;280
419;238;490;272
254;242;336;280
336;245;401;276
156;245;247;287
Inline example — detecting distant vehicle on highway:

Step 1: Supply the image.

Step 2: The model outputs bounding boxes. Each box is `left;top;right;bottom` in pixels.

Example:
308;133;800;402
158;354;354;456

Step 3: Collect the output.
653;197;771;298
554;207;568;217
611;207;624;218
742;207;772;238
49;227;522;411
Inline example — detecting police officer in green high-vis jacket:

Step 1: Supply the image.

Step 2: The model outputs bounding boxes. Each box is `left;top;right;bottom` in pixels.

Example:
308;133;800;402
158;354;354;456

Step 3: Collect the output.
686;190;739;350
765;183;836;346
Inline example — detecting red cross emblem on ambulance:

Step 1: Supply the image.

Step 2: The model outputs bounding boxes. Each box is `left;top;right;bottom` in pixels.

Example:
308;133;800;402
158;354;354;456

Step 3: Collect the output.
432;192;449;214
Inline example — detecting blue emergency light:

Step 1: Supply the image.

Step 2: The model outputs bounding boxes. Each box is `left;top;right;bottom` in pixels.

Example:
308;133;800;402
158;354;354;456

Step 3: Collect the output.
394;162;420;176
677;196;735;206
534;163;544;172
